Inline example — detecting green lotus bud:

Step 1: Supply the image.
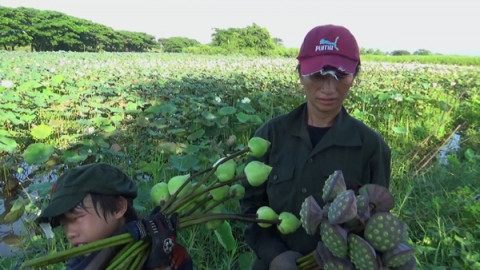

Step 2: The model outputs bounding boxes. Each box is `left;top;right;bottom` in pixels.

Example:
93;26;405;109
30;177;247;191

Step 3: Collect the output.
244;161;272;187
150;182;170;206
348;234;380;270
193;183;208;202
277;212;300;234
256;206;278;228
229;184;245;199
215;159;236;182
299;195;324;235
328;189;357;224
322;170;346;203
248;137;271;158
168;173;191;197
209;185;230;201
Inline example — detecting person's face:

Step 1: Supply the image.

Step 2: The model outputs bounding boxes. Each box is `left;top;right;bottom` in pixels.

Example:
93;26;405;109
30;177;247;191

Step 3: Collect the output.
300;72;354;116
59;194;126;247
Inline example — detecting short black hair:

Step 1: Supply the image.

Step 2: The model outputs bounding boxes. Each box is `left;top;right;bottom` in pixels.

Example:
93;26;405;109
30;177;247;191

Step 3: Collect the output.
53;193;138;226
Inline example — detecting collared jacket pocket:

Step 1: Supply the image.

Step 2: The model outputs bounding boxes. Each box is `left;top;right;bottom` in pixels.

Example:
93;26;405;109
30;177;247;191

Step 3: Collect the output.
266;163;296;212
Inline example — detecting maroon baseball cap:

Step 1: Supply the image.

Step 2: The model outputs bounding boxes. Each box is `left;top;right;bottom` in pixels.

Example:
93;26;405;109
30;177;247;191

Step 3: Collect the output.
297;25;360;76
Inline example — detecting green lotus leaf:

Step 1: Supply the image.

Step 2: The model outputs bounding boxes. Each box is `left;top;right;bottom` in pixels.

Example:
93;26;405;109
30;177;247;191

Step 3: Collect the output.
30;124;53;140
23;143;55;165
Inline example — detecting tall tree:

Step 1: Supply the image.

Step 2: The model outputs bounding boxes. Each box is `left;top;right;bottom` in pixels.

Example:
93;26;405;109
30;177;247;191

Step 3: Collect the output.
0;7;32;50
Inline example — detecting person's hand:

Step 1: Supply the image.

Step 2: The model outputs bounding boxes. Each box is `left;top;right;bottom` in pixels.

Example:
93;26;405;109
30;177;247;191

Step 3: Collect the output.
269;250;302;270
124;209;179;268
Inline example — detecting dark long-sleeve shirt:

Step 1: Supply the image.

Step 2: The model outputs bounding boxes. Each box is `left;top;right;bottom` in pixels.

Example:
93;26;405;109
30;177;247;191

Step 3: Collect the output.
240;103;391;269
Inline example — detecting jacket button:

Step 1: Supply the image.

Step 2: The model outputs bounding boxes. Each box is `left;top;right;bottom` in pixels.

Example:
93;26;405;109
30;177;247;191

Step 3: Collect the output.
308;158;313;164
273;175;278;180
301;188;307;193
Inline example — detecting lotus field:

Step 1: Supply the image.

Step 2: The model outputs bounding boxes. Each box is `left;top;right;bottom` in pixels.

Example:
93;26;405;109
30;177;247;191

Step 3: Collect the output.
0;52;479;269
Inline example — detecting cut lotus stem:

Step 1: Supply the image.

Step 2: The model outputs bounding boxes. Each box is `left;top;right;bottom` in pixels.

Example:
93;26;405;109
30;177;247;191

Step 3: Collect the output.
163;148;249;213
21;233;135;268
106;240;146;270
165;175;246;215
179;213;280;229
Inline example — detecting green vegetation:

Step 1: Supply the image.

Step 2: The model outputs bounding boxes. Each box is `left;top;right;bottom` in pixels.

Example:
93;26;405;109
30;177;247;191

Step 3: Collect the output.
0;6;157;52
362;54;480;66
0;52;479;269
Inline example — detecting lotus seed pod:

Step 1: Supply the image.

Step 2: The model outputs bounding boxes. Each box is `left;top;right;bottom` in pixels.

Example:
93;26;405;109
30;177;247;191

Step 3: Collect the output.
277;212;301;234
215;159;236;182
328;190;357;224
322;170;347;203
256;206;278;228
348;234;380;270
320;221;348;258
359;184;395;213
209;185;230;201
244;161;272;187
323;257;355;270
390;256;417;270
382;243;416;268
312;242;333;267
364;212;407;252
356;194;371;221
167;173;191;196
229;184;245;199
150;182;170;206
299;195;324;235
248;137;271;158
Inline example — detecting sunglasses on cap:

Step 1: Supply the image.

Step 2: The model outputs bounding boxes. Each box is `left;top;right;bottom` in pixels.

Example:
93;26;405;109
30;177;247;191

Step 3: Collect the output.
304;66;350;80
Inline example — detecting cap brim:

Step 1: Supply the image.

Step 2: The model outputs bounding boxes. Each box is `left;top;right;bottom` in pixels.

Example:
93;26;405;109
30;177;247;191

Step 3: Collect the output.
298;54;358;76
38;193;85;226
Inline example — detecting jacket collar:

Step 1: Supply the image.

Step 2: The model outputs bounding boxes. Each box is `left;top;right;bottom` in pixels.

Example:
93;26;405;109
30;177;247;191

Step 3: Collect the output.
286;103;362;153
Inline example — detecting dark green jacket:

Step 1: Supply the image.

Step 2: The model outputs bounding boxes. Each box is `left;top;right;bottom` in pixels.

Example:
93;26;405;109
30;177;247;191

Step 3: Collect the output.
241;103;391;269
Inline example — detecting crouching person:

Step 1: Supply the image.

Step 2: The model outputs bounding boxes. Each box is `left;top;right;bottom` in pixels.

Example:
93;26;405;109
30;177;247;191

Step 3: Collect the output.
38;162;193;270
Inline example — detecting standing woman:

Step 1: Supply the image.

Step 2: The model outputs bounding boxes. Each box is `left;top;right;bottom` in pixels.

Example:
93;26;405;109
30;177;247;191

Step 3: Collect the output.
241;24;391;270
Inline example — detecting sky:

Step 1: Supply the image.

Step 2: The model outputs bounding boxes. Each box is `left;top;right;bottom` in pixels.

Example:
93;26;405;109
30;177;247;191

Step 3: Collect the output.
1;0;480;56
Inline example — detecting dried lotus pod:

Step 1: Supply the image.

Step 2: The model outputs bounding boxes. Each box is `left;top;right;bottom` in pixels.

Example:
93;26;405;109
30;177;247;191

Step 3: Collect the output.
348;234;380;270
328;190;357;224
359;184;395;213
320;221;348;258
323;256;355;270
364;212;408;252
382;242;416;268
299;195;324;235
322;170;346;203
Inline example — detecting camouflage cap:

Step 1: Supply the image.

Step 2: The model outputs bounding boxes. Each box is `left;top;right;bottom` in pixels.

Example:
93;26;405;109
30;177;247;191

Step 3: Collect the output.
38;163;137;224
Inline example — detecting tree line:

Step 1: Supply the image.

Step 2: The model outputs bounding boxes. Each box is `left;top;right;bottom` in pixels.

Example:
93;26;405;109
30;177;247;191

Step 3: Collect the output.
0;6;296;56
0;6;433;56
0;6;158;52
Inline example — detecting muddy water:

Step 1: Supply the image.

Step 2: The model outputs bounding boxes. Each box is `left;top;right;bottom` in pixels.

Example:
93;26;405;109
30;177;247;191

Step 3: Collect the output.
0;163;59;258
